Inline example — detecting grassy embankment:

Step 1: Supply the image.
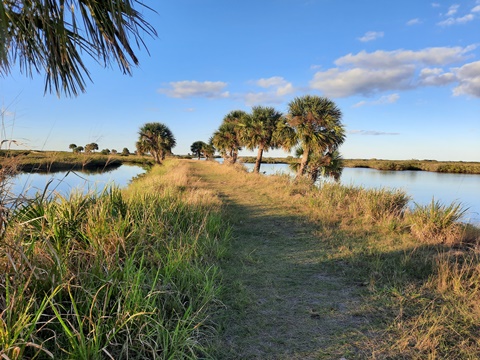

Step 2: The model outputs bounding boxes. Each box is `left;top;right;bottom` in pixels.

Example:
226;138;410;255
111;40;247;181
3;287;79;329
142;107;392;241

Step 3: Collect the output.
188;160;480;358
2;158;480;358
0;150;154;173
0;160;230;359
240;156;480;174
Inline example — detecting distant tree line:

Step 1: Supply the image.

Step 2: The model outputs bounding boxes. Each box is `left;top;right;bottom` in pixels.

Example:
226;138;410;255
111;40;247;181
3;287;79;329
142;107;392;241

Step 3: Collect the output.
68;143;131;156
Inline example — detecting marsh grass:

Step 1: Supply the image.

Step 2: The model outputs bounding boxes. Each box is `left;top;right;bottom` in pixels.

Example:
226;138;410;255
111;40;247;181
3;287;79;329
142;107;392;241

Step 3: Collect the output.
0;159;229;359
192;160;480;358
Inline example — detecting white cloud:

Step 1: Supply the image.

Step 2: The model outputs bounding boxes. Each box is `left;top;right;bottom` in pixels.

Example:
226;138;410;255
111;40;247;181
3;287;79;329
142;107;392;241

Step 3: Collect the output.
158;80;229;98
255;76;295;96
242;76;295;105
453;61;480;97
311;67;414;97
438;13;475;26
432;3;440;8
335;46;474;68
472;5;480;12
446;4;460;16
244;92;284;106
358;31;384;42
419;68;456;86
309;46;476;98
348;130;400;136
406;18;421;25
353;94;400;107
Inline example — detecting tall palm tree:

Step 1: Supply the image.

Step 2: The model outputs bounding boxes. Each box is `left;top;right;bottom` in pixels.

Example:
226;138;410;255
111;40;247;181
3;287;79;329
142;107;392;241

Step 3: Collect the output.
211;110;246;164
241;106;285;173
138;122;176;164
1;0;156;96
288;95;345;178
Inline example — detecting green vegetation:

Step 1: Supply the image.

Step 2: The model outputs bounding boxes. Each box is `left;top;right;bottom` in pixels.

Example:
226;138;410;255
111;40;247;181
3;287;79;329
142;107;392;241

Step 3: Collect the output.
2;157;480;358
0;150;154;172
0;160;230;359
137;122;176;165
211;95;346;179
287;95;345;178
345;158;480;174
190;160;479;358
1;0;156;96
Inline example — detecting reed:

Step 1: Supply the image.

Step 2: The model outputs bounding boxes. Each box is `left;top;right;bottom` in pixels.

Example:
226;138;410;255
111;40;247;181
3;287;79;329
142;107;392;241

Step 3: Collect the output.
0;159;230;358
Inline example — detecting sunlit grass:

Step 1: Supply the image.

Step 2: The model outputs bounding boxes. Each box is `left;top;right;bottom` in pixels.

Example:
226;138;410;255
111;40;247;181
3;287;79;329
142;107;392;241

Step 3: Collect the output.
0;159;230;359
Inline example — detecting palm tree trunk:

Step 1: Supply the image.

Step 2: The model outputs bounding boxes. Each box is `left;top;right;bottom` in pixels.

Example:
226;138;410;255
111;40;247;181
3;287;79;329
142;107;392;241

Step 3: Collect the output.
297;147;310;177
254;145;264;173
232;148;238;164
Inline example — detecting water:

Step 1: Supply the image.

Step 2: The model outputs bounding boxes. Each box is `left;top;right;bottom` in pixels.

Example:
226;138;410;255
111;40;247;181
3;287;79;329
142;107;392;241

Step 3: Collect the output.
242;162;480;224
10;164;146;199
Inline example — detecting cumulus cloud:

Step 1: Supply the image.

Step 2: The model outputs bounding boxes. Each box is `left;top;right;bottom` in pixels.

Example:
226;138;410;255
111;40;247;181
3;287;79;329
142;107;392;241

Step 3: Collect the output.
158;80;229;98
453;61;480;97
419;68;456;86
335;46;474;68
472;5;480;12
256;76;295;96
353;94;400;107
348;130;400;136
242;76;295;105
311;67;414;97
310;46;476;98
358;31;384;42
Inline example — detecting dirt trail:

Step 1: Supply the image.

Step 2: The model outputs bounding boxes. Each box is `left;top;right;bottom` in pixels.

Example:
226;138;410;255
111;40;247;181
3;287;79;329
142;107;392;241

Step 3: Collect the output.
189;161;368;359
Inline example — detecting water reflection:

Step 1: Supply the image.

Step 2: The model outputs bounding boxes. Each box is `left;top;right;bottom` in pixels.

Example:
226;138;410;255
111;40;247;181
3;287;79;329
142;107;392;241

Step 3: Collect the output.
11;164;146;199
241;162;480;224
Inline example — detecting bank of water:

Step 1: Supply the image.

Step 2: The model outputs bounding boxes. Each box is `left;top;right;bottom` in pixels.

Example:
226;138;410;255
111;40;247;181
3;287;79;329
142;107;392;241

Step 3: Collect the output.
241;162;480;224
10;164;146;199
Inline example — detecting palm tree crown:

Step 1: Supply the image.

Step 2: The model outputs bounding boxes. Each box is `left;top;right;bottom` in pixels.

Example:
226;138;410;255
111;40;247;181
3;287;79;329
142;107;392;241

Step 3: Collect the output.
138;122;176;164
288;95;345;177
211;110;247;164
242;106;285;173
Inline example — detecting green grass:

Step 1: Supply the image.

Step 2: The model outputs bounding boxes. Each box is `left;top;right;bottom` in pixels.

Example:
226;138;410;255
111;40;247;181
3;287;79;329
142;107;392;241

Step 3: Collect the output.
2;158;480;359
0;160;230;359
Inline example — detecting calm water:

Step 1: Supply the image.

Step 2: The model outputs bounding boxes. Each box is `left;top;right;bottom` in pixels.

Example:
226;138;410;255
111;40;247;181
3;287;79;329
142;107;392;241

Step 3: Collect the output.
10;164;146;199
242;162;480;224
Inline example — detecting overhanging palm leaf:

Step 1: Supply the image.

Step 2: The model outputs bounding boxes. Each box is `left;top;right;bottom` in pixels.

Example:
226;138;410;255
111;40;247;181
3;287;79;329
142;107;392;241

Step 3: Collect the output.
1;0;156;96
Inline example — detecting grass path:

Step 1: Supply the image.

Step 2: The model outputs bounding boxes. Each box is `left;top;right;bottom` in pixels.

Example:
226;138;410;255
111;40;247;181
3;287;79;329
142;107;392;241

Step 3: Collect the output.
188;161;369;359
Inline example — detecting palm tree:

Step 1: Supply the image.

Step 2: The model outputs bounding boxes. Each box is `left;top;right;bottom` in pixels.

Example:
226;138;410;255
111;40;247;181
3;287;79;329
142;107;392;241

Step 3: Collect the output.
241;106;285;173
190;141;207;160
287;95;345;178
1;0;156;96
138;122;176;164
211;110;247;164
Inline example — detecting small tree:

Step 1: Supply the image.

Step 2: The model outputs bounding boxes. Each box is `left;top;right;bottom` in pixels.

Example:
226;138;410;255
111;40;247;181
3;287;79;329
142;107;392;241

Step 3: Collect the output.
111;149;118;155
101;149;111;155
121;148;130;156
138;122;176;164
190;141;207;160
69;144;77;152
74;146;84;153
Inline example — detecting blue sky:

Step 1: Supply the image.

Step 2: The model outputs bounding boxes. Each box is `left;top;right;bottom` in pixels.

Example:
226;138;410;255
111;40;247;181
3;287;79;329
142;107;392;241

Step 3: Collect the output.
2;0;480;161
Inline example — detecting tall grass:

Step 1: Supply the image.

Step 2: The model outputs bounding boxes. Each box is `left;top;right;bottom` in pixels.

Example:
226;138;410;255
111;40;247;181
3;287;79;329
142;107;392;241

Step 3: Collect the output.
0;160;230;359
